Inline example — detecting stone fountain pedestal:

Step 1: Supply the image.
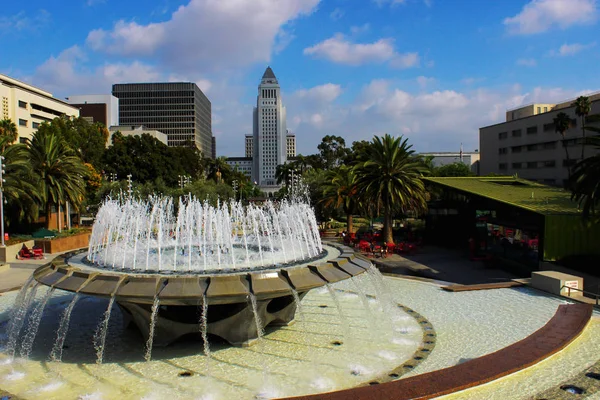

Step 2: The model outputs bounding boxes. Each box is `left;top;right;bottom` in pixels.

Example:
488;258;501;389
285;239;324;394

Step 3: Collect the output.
33;244;371;346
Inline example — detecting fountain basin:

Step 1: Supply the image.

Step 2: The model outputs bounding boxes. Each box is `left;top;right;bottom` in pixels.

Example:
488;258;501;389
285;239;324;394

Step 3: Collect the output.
32;244;370;346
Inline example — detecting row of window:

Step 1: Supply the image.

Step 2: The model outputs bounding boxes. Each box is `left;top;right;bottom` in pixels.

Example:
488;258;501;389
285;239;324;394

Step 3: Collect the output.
499;119;578;140
499;159;576;170
498;140;558;154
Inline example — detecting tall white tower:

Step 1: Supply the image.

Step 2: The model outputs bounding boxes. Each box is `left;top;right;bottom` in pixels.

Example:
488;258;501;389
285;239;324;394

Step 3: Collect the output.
252;67;287;189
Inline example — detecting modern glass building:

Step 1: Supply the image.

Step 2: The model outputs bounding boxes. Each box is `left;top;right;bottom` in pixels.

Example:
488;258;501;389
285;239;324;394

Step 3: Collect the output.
112;82;213;157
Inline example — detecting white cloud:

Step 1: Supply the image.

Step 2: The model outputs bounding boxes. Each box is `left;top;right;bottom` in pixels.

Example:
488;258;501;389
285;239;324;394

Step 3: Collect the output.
516;58;537;67
0;9;50;32
303;34;419;68
461;77;485;85
292;83;343;103
86;0;106;6
550;42;596;56
86;0;320;73
350;23;370;35
504;0;597;35
284;80;589;155
330;7;344;20
416;76;435;88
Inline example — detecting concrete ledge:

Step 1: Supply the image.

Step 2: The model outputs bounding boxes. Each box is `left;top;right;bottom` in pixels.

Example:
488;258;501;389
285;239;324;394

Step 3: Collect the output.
442;281;524;292
284;303;593;400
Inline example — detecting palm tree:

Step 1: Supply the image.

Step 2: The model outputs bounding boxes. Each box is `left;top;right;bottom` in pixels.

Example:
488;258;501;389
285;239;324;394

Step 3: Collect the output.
570;136;600;223
354;134;428;244
554;112;573;180
28;130;88;229
206;156;231;183
321;166;361;233
0;136;41;225
573;96;591;160
0;119;18;145
275;163;296;185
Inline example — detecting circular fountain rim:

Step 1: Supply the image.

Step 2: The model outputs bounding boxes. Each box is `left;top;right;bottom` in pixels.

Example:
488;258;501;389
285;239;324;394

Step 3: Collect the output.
32;242;370;305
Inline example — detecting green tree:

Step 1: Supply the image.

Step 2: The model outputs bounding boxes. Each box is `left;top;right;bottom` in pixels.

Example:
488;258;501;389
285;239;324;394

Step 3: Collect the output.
321;166;361;233
37;116;108;169
317;135;350;170
0;119;18;145
0;136;40;226
346;140;372;165
570;136;600;223
572;96;591;160
28;130;89;229
275;163;296;185
433;162;474;177
205;156;232;183
354;134;428;243
554;112;573;180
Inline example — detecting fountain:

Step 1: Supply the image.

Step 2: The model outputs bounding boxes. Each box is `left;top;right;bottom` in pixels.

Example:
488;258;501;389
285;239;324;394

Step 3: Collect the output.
31;196;371;347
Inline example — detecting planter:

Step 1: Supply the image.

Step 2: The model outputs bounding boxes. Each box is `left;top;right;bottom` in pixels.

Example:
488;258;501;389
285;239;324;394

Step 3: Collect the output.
319;229;339;239
35;233;91;254
0;240;36;262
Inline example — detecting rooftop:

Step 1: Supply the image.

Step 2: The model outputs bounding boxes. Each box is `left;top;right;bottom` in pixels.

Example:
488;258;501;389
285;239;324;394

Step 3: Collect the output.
423;176;581;215
262;66;276;80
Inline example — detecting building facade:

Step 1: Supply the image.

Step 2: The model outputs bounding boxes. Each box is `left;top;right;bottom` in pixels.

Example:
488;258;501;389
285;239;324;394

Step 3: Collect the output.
252;67;288;189
108;125;168;146
286;132;296;158
480;93;600;186
112;82;213;157
0;74;79;141
66;94;119;127
226;157;253;179
245;134;253;158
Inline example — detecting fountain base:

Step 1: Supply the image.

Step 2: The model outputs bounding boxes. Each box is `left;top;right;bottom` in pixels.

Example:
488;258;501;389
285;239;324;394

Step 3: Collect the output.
118;292;305;346
33;244;372;347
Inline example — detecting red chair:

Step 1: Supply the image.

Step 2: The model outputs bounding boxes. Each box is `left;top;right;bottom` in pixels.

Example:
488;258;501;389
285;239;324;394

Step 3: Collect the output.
17;245;34;259
358;240;371;253
386;242;395;254
32;247;44;259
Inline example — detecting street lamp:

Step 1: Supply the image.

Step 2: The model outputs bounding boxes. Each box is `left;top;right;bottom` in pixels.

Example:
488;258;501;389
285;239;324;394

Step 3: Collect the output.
127;174;133;199
232;180;238;201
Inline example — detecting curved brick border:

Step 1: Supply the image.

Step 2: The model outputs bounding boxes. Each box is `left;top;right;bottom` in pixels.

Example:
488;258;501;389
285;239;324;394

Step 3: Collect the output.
283;303;593;400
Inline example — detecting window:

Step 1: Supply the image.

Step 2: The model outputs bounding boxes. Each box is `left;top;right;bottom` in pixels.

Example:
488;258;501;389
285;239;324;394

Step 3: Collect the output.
18;100;27;108
526;126;538;134
542;141;557;149
19;137;27;144
498;132;508;140
32;122;40;129
511;146;522;153
543;160;556;168
527;144;538;151
527;162;537;169
499;163;507;170
543;123;555;132
544;107;548;112
512;162;522;169
512;129;522;137
537;107;541;114
563;159;577;167
18;119;27;127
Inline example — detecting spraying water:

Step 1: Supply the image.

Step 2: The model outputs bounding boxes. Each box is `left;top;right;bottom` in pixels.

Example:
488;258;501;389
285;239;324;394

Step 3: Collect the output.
50;293;81;362
144;296;160;362
19;287;55;359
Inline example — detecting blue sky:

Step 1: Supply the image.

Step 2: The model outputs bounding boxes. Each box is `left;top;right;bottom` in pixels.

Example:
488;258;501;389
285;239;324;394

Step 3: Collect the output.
1;0;599;156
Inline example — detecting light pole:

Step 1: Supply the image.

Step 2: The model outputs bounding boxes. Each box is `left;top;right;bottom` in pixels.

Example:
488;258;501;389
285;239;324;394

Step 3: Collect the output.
109;172;117;183
232;180;238;201
0;156;5;247
127;174;133;199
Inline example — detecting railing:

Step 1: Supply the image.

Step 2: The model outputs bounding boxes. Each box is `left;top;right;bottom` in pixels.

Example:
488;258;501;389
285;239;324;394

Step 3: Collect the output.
561;285;600;305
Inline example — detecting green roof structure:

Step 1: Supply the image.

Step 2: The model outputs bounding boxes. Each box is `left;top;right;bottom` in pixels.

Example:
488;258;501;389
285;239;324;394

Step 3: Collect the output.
423;176;581;215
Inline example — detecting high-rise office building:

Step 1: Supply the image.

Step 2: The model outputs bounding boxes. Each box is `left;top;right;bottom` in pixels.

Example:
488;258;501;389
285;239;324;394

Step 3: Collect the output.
252;67;287;188
112;82;213;157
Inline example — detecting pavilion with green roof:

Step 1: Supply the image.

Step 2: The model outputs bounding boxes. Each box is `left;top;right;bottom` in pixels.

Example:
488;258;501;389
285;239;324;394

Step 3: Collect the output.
423;176;600;263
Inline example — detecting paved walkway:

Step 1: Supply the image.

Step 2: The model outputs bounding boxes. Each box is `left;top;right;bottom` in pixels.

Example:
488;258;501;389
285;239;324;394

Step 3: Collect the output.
285;303;593;400
0;251;66;293
368;246;520;285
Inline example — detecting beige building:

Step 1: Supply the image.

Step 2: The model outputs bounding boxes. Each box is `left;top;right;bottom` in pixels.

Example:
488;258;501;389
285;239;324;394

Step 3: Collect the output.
0;74;79;141
286;132;296;158
108;125;168;146
480;92;600;186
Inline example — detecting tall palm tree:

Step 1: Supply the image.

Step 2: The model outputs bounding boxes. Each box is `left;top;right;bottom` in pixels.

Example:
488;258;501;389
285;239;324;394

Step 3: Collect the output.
321;166;361;233
0;119;18;145
573;96;591;160
554;112;573;180
0;136;41;225
28;130;88;229
570;136;600;223
354;134;428;244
